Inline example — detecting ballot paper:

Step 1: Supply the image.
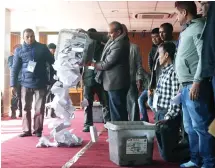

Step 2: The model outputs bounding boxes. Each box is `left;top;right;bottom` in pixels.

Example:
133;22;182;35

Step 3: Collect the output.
171;93;181;105
36;29;92;148
209;119;215;138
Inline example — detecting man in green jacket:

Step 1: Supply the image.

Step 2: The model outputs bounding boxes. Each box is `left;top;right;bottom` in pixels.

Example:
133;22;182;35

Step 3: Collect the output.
82;28;110;132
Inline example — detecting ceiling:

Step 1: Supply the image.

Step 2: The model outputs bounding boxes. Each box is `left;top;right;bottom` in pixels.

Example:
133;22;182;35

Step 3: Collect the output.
3;0;201;32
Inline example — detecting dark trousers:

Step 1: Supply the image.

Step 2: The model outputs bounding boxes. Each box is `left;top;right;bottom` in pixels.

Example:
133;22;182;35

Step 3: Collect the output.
84;84;110;127
127;82;140;121
21;87;46;133
155;109;190;162
45;85;56;118
11;83;22;116
108;88;128;121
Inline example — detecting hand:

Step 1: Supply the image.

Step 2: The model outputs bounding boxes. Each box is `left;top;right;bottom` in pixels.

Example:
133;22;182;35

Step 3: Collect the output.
148;89;153;97
156;119;168;126
189;82;200;101
11;87;17;96
136;80;143;93
77;28;86;34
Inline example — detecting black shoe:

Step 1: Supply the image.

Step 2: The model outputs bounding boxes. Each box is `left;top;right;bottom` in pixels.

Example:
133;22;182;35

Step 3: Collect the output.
82;127;90;132
19;132;32;137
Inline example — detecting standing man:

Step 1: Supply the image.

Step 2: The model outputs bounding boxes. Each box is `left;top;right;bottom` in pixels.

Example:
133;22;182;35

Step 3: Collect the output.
10;28;54;137
122;24;144;121
45;43;57;118
79;21;130;121
82;28;110;132
159;23;177;45
200;1;215;101
8;44;22;118
175;2;215;168
147;28;163;112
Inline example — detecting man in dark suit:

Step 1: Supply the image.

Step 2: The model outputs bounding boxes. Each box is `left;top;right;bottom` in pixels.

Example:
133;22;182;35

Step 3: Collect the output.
79;21;130;121
82;28;110;132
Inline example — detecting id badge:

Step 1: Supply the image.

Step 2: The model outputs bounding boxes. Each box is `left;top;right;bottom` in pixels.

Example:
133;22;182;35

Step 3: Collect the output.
27;61;37;72
153;93;159;109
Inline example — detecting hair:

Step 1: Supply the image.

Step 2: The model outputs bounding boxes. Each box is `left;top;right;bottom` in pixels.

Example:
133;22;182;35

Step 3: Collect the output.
48;43;56;49
151;28;159;34
175;1;197;16
159;42;176;61
160;23;173;33
109;21;123;34
88;28;97;32
23;28;34;35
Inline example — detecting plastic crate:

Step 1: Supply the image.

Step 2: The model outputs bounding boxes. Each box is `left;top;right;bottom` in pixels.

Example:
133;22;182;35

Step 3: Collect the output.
105;121;156;166
92;102;103;123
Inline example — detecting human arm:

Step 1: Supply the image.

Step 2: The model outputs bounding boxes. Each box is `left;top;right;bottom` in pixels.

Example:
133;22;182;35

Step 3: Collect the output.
94;43;123;71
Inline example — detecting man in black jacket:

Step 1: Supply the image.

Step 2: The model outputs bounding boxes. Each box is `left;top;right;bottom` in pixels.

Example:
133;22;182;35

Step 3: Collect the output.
82;28;110;132
10;28;54;137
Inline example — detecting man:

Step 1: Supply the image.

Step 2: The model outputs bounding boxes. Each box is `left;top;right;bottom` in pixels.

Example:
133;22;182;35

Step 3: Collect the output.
159;23;177;45
147;28;163;112
155;42;190;162
82;28;110;132
122;24;144;121
45;43;57;118
8;44;22;118
48;43;56;55
200;1;215;101
10;28;54;137
138;28;162;121
79;21;130;121
175;2;215;168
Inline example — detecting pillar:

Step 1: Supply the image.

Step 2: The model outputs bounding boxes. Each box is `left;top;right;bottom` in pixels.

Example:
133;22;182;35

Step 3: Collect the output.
0;8;11;117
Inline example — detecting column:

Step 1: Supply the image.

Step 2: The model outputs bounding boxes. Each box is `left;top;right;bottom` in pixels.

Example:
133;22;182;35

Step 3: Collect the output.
0;8;11;117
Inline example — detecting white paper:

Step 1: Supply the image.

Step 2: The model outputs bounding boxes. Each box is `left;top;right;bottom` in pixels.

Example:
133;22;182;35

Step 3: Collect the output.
153;93;159;109
171;93;181;105
126;138;148;154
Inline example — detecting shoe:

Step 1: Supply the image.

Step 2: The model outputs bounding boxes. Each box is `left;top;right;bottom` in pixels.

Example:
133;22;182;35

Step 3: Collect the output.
82;127;90;132
35;132;42;137
33;131;42;137
180;161;198;168
11;115;17;119
19;132;32;137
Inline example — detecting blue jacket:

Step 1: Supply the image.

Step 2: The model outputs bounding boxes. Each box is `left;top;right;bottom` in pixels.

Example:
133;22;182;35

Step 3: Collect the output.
10;41;54;89
8;55;22;82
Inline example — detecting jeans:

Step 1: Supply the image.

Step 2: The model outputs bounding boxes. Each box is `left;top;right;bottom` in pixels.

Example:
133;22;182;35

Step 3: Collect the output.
147;94;154;112
127;82;140;121
181;80;215;168
138;90;149;121
108;88;128;121
155;109;190;162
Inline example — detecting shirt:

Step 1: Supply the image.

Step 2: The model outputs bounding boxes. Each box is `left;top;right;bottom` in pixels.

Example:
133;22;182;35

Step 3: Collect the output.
155;64;180;119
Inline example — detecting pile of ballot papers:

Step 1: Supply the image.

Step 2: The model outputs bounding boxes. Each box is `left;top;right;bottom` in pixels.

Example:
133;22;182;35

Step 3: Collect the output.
36;29;91;148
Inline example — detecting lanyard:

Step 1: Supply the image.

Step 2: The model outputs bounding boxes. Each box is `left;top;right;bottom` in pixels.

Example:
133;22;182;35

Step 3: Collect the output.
31;48;35;61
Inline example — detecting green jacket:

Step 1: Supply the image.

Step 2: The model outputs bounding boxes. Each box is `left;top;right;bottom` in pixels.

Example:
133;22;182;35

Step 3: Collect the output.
82;40;104;87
